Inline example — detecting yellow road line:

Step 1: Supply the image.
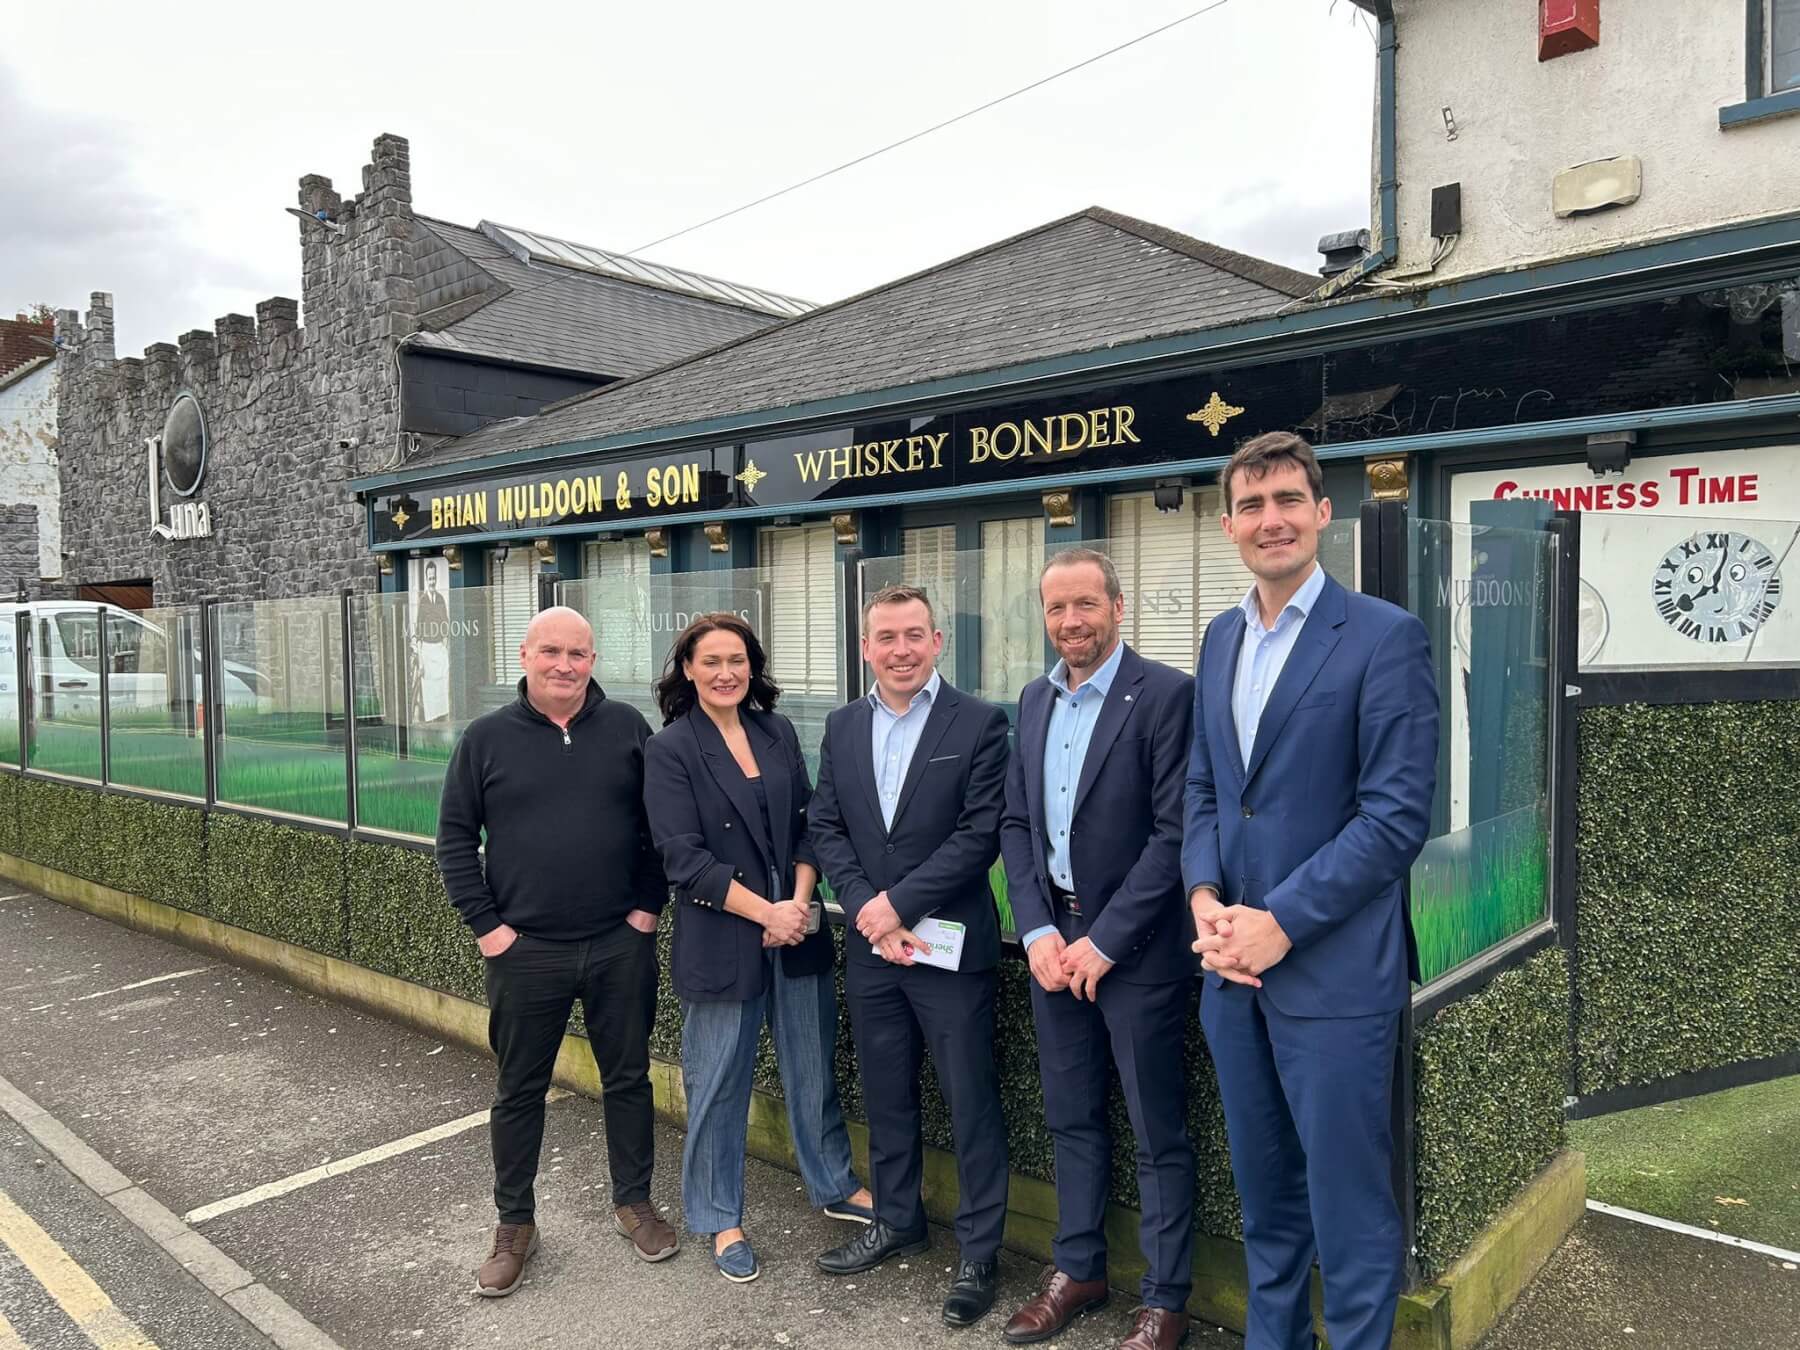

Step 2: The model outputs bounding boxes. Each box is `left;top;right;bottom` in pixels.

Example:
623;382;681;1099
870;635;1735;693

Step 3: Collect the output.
0;1306;29;1350
0;1186;160;1350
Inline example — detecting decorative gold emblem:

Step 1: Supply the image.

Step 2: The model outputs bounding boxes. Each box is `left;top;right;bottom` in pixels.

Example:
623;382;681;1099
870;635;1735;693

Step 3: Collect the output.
1186;392;1245;437
735;459;767;493
830;512;857;546
390;504;410;529
1042;488;1076;528
704;521;730;553
645;527;668;558
1366;456;1410;501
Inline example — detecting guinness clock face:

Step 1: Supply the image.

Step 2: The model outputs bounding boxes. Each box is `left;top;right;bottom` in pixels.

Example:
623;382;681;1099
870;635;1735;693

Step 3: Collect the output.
161;393;207;498
1652;530;1783;642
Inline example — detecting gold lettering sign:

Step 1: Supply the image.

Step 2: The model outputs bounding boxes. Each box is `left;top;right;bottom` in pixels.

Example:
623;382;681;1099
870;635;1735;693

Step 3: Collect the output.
966;405;1138;466
415;458;708;537
794;432;949;485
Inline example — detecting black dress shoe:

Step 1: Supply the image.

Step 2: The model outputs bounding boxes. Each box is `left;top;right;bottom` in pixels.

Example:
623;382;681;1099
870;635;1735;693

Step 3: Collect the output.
942;1258;997;1327
816;1218;928;1275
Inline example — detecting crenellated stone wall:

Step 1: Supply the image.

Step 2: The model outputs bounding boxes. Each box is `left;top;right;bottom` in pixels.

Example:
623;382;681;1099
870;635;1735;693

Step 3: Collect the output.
54;134;421;607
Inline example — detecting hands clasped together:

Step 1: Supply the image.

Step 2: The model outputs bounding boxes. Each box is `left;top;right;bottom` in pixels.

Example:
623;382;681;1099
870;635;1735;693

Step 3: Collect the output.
852;893;934;966
759;896;813;948
1188;888;1292;986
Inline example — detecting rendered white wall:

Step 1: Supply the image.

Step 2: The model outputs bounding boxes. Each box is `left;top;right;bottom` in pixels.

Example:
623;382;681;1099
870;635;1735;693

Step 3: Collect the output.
0;361;60;580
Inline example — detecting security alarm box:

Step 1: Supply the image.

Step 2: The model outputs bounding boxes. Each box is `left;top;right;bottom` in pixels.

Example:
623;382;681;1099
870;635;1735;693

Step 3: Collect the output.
1540;0;1599;61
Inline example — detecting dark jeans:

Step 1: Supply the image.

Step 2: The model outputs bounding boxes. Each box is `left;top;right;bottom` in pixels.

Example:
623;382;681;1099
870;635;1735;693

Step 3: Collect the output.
484;923;658;1224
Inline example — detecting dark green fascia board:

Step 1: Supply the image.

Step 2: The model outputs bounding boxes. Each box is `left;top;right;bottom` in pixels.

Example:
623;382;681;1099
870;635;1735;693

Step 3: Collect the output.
365;392;1800;553
348;213;1800;498
1720;88;1800;128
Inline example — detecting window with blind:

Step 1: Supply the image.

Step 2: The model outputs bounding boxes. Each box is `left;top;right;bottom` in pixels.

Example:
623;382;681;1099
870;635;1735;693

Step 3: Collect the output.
1106;488;1252;674
1774;0;1800;92
487;549;539;687
582;538;655;697
900;525;959;677
758;524;840;696
978;517;1043;701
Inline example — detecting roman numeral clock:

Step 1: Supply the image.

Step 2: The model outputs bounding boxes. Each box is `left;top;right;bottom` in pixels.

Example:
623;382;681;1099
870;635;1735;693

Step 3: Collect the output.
1652;530;1784;644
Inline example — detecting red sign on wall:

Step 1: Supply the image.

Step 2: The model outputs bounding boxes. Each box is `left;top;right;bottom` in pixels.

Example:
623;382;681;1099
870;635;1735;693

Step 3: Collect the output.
1540;0;1600;61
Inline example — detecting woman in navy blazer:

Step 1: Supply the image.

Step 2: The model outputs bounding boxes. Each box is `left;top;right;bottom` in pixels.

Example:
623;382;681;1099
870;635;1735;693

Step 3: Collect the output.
642;612;871;1283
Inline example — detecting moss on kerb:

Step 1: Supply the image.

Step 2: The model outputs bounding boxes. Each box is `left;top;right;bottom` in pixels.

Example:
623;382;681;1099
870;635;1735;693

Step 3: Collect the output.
1413;947;1569;1279
1576;701;1800;1093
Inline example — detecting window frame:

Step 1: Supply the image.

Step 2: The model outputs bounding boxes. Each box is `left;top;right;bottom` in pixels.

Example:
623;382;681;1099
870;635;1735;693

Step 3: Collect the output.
1722;0;1800;127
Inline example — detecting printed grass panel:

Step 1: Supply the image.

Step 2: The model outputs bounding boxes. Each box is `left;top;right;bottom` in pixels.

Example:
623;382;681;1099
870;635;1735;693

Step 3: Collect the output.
1411;802;1549;986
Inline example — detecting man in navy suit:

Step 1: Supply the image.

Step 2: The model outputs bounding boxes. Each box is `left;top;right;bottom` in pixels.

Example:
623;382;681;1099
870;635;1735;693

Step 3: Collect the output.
807;584;1012;1328
999;549;1196;1350
1185;433;1438;1350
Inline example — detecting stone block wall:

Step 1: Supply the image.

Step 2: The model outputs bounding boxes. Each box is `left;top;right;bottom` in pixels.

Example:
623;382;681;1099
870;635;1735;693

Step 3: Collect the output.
53;134;422;607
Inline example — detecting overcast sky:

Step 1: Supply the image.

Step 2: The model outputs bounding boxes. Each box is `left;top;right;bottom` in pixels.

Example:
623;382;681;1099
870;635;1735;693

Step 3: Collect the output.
2;0;1376;358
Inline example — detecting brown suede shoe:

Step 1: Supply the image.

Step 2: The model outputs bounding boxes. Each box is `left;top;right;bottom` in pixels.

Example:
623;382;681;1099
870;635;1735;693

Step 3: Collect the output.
1002;1266;1110;1344
614;1201;679;1262
1117;1306;1190;1350
475;1222;538;1297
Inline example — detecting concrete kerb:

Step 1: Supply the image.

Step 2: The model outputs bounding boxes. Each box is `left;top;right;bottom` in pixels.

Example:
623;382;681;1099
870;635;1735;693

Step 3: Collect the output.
0;850;1584;1350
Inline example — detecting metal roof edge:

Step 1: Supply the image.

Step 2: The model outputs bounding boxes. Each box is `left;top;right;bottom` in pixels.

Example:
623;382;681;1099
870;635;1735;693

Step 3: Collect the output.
349;213;1800;495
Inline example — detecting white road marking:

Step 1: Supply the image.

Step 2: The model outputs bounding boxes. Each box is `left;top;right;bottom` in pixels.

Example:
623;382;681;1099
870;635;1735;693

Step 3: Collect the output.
1587;1199;1800;1263
69;968;212;1005
183;1089;568;1226
0;893;30;904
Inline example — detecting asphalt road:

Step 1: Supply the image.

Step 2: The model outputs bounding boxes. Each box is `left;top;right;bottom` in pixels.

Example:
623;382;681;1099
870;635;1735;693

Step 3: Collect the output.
0;884;1792;1349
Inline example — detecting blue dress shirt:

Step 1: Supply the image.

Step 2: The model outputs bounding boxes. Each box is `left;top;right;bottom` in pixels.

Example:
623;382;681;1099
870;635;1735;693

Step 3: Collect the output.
870;670;941;830
1233;563;1327;767
1021;639;1126;958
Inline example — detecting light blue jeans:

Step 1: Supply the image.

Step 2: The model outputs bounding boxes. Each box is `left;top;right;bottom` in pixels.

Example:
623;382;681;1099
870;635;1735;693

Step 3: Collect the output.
680;953;859;1234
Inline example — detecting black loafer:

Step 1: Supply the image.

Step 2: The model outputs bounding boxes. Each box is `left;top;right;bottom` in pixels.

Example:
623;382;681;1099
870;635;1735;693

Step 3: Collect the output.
942;1258;997;1327
817;1218;929;1276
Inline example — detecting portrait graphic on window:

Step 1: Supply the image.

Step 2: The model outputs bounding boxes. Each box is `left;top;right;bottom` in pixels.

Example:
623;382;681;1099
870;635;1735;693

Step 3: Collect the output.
408;558;452;723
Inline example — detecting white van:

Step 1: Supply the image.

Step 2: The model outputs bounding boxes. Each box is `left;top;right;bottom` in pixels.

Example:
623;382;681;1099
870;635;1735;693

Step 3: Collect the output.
0;603;264;718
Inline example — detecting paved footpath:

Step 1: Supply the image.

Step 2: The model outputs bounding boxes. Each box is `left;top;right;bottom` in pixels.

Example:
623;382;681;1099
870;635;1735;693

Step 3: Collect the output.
0;884;1792;1349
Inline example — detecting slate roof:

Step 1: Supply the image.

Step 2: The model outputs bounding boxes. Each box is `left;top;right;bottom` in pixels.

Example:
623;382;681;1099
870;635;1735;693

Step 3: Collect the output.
411;207;1318;467
410;218;786;380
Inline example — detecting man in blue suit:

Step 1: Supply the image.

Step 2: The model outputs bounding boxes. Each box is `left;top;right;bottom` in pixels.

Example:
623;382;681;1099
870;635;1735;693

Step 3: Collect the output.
1185;432;1439;1350
1000;549;1196;1350
807;584;1013;1328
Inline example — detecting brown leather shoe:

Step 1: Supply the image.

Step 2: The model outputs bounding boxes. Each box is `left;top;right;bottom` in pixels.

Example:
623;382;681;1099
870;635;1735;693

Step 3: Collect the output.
614;1201;679;1262
1117;1305;1190;1350
475;1222;538;1297
1002;1266;1110;1344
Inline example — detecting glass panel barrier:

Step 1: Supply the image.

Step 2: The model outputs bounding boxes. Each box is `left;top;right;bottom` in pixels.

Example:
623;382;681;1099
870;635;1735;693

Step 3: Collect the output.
352;584;510;839
1409;518;1557;986
1574;513;1799;669
559;567;846;771
26;607;104;780
0;614;19;767
105;606;205;798
212;596;347;824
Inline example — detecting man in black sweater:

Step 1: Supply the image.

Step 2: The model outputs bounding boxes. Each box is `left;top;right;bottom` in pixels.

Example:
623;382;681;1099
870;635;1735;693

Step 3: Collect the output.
437;605;677;1297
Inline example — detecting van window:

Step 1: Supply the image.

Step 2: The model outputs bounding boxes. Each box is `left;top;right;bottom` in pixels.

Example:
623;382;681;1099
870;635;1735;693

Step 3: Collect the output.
108;619;168;676
53;613;101;674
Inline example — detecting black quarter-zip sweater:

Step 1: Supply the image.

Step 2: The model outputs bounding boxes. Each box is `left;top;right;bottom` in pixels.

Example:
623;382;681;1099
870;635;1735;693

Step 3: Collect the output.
436;679;667;940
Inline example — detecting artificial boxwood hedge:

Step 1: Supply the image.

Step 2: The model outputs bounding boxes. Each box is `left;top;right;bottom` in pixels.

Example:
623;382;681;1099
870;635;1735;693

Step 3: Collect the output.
8;776;1580;1279
1413;947;1569;1278
207;812;348;957
1576;702;1800;1093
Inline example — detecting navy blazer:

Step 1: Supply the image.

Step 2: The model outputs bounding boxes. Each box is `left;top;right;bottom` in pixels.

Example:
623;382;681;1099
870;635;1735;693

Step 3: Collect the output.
1182;572;1439;1018
643;707;833;1003
808;680;1010;973
1000;644;1194;985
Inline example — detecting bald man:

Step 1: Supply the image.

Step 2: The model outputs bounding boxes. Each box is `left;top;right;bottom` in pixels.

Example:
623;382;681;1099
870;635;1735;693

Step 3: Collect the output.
438;606;677;1296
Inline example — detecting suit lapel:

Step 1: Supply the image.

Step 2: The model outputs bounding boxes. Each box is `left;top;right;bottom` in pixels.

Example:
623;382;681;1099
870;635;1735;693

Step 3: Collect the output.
687;709;775;869
1242;578;1346;790
1020;679;1049;859
1212;608;1248;789
848;697;882;827
887;684;961;833
1071;646;1143;817
748;712;790;876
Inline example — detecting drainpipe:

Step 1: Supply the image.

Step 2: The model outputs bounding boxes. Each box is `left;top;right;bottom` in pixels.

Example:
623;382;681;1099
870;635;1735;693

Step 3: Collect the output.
1306;0;1398;303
